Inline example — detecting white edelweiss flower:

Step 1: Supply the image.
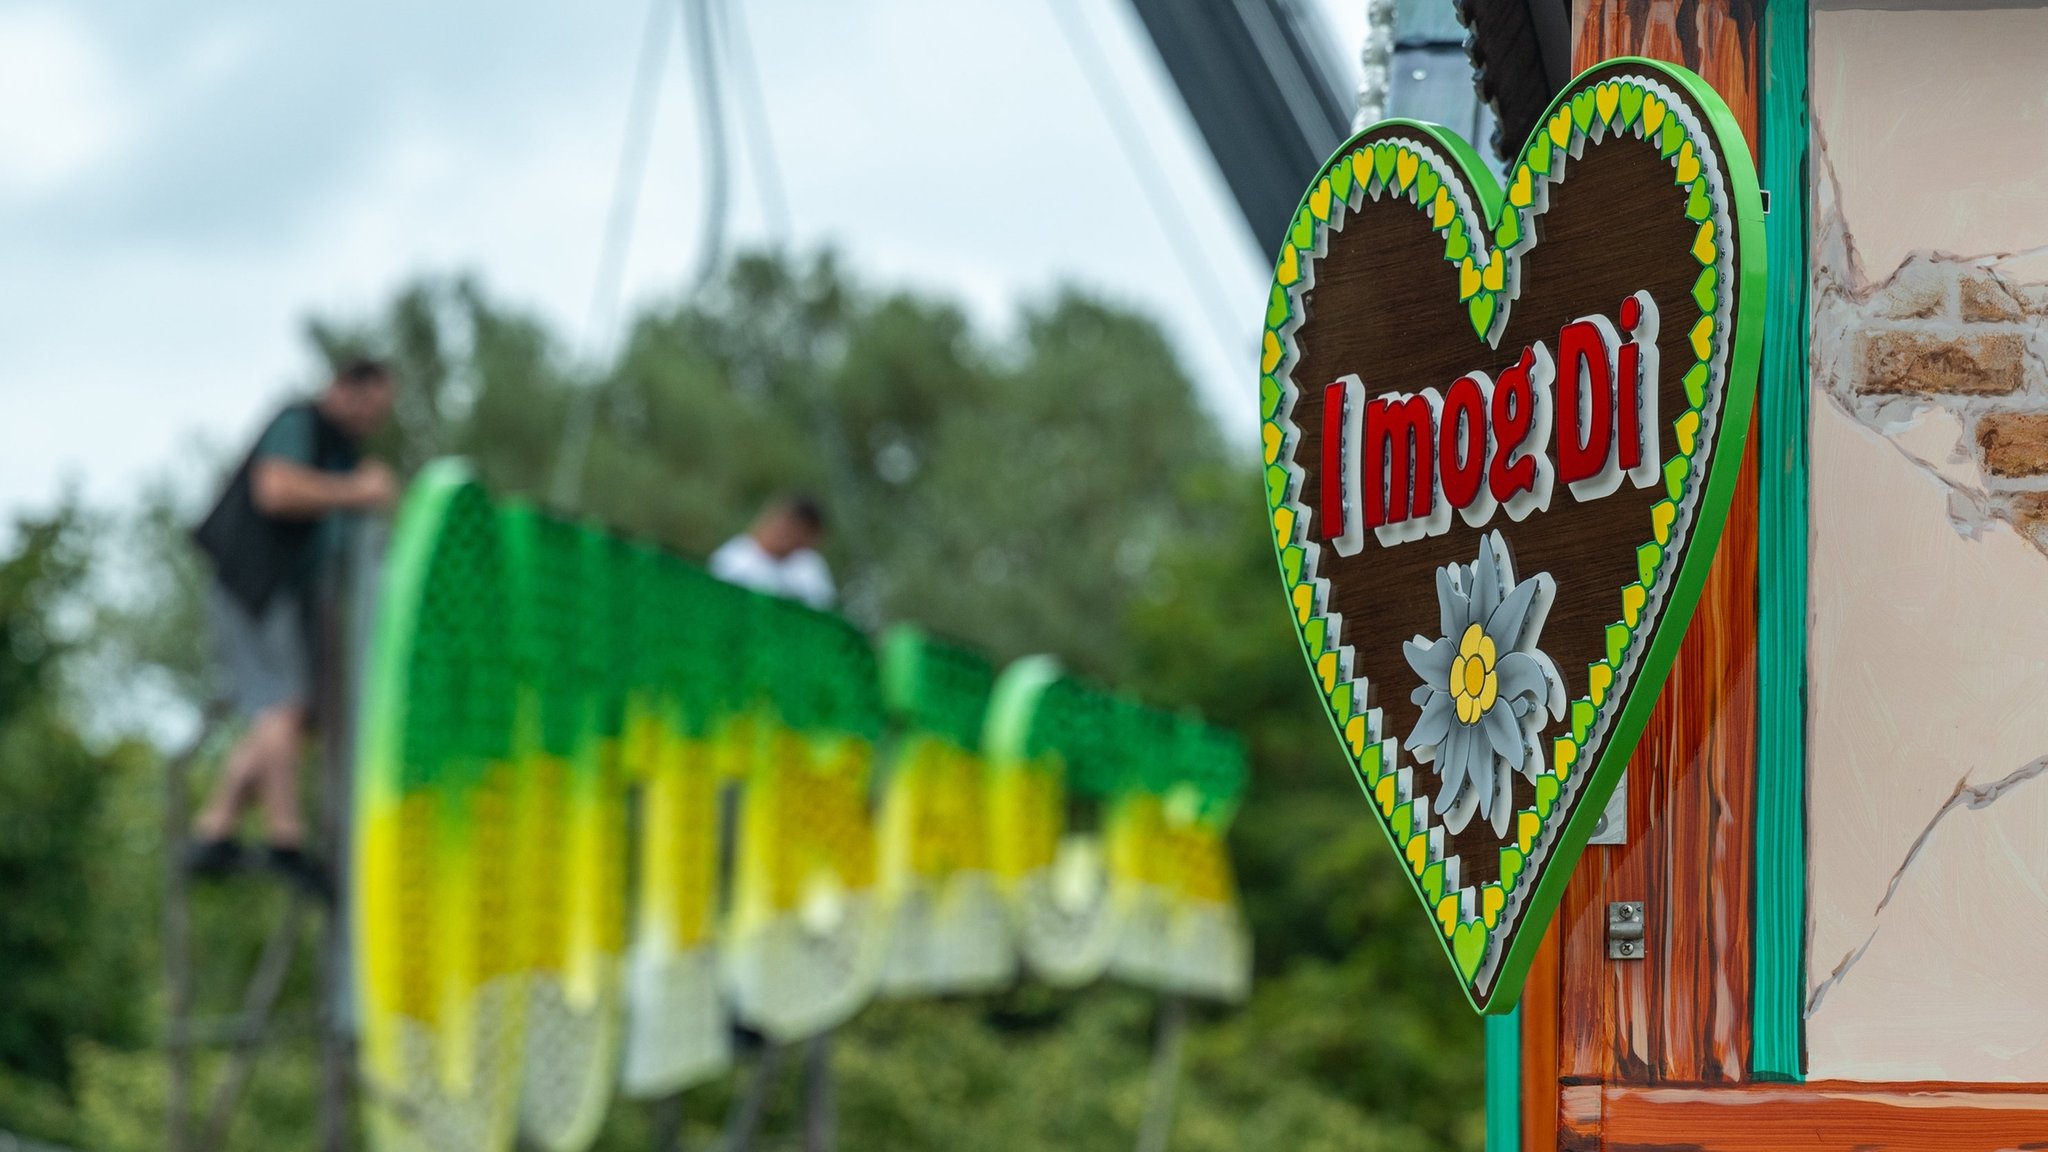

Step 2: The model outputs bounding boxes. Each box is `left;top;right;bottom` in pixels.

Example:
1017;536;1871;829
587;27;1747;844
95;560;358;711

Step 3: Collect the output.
1401;530;1567;837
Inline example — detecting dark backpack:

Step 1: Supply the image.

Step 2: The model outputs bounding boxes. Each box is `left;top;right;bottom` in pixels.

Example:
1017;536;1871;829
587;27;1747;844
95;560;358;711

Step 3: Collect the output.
192;401;359;613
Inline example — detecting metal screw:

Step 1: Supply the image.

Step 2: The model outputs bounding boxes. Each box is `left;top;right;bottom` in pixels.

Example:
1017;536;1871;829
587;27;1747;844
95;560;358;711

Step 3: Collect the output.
1607;901;1647;960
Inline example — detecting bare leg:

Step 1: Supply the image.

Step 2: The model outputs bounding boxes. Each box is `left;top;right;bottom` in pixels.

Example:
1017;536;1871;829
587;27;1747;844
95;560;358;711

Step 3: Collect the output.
195;719;276;840
194;705;305;845
251;705;308;847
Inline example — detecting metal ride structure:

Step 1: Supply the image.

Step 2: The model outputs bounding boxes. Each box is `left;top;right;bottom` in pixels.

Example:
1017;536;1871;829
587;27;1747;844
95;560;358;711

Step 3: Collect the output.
343;461;1253;1152
162;517;381;1152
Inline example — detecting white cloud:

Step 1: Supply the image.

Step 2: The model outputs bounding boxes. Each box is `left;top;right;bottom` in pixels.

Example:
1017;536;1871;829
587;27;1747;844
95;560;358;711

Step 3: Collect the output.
0;0;1371;522
0;6;133;199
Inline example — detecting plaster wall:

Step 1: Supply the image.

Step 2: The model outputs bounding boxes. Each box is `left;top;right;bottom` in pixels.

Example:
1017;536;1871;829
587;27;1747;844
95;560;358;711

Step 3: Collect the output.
1806;2;2048;1083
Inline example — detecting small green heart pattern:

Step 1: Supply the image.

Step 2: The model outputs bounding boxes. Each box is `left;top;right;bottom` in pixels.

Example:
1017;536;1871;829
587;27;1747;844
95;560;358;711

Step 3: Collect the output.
1260;60;1762;1013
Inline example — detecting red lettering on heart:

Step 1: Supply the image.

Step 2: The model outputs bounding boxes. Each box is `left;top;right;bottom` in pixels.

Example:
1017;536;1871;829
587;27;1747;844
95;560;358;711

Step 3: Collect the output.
1439;374;1490;515
1326;297;1661;544
1361;392;1437;533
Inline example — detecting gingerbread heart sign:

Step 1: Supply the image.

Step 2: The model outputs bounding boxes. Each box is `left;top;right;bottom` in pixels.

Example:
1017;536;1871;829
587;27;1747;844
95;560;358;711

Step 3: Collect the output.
1260;58;1763;1013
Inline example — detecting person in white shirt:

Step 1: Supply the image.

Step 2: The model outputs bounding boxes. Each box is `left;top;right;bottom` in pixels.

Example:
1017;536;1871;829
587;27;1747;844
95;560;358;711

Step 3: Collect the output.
709;495;836;609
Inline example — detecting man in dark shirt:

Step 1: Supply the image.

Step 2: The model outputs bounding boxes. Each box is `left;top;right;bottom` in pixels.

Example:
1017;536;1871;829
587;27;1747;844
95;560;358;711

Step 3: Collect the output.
186;358;399;897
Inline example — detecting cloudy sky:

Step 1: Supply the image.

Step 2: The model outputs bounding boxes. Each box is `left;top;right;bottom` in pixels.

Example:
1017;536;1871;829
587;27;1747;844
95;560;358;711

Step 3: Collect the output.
0;0;1372;521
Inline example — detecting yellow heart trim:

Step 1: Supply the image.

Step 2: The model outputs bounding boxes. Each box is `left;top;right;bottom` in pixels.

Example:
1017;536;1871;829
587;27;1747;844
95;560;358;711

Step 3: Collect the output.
1374;773;1397;816
1481;885;1505;929
1435;893;1461;936
1509;165;1533;208
1675;409;1701;456
1692;221;1717;266
1274;505;1296;547
1459;257;1481;301
1396;149;1420;192
1262;330;1282;374
1517;810;1540;855
1549;109;1571;148
1554;739;1578;781
1310;178;1333;222
1262;421;1282;464
1596;83;1619;126
1622;583;1647;628
1588;662;1613;707
1344;715;1367;758
1643;94;1667;135
1316;651;1337;694
1676;140;1701;184
1431;186;1454;228
1652;501;1676;545
1405;832;1430;875
1276;244;1299;287
1291;580;1313;624
1482;258;1504;293
1689;314;1714;361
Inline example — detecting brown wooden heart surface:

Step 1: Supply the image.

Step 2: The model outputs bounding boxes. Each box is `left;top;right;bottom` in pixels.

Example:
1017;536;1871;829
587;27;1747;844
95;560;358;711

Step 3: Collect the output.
1261;58;1764;1012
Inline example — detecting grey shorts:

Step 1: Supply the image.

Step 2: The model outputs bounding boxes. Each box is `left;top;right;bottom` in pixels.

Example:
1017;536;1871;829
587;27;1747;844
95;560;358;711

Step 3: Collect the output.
209;583;310;718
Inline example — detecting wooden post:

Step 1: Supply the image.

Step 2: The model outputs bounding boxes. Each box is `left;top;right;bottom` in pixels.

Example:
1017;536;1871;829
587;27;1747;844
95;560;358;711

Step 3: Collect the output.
723;1042;783;1152
314;519;381;1152
801;1032;835;1152
1134;996;1188;1152
199;896;307;1148
1538;2;1763;1146
162;734;196;1152
160;704;222;1152
652;1093;685;1152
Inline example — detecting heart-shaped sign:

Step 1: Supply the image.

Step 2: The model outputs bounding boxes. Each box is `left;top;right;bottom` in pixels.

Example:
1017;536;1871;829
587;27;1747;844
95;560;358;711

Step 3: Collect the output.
1260;58;1763;1013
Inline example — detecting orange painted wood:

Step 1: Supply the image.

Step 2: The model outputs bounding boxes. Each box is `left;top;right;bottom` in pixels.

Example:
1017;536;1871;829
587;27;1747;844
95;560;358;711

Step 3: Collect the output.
1606;695;1663;1082
1700;455;1757;1083
1522;921;1562;1152
1559;1083;1604;1152
1542;8;1764;1147
1572;0;1762;144
1550;355;1762;1091
1595;1082;2048;1151
1648;447;1759;1085
1558;846;1611;1086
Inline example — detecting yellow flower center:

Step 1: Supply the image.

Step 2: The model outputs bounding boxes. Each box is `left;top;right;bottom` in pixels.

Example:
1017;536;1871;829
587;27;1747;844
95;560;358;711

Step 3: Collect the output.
1449;623;1500;725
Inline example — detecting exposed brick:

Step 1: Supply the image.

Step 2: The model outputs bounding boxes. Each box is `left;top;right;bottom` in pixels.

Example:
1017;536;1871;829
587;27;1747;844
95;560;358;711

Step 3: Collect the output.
1858;330;2026;396
1978;412;2048;478
1874;257;1951;320
2011;492;2048;554
2020;284;2048;317
1959;268;2024;323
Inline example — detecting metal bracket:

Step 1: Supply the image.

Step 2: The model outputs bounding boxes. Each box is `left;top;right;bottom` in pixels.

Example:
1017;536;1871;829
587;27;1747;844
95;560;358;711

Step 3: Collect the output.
1607;901;1646;960
1587;771;1628;845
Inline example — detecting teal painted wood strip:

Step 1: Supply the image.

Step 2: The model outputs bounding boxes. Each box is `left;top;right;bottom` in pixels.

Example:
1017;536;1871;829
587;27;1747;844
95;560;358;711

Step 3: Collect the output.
1753;0;1810;1083
1484;1008;1520;1151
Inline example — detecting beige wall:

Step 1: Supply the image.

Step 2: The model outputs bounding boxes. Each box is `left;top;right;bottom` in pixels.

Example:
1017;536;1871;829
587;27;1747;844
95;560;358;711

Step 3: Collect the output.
1807;2;2048;1083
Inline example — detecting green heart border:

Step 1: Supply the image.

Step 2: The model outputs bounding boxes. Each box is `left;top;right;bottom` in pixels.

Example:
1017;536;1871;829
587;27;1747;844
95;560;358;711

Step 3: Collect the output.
1259;58;1764;1015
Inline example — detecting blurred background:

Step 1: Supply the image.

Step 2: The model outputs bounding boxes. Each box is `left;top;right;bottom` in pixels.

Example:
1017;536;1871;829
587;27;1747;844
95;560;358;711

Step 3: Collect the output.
0;1;1535;1148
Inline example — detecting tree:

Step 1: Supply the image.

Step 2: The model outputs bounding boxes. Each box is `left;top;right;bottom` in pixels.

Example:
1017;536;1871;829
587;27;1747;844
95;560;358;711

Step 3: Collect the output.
0;508;152;1143
20;249;1481;1150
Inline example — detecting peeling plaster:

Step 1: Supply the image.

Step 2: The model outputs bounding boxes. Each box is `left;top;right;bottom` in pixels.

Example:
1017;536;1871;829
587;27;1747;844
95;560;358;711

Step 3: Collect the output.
1805;13;2048;1080
1810;126;2048;553
1810;6;2048;280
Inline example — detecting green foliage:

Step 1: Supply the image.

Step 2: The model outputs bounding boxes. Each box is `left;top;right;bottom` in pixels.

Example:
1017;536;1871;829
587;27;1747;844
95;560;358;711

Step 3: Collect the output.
2;250;1481;1150
0;509;152;1141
